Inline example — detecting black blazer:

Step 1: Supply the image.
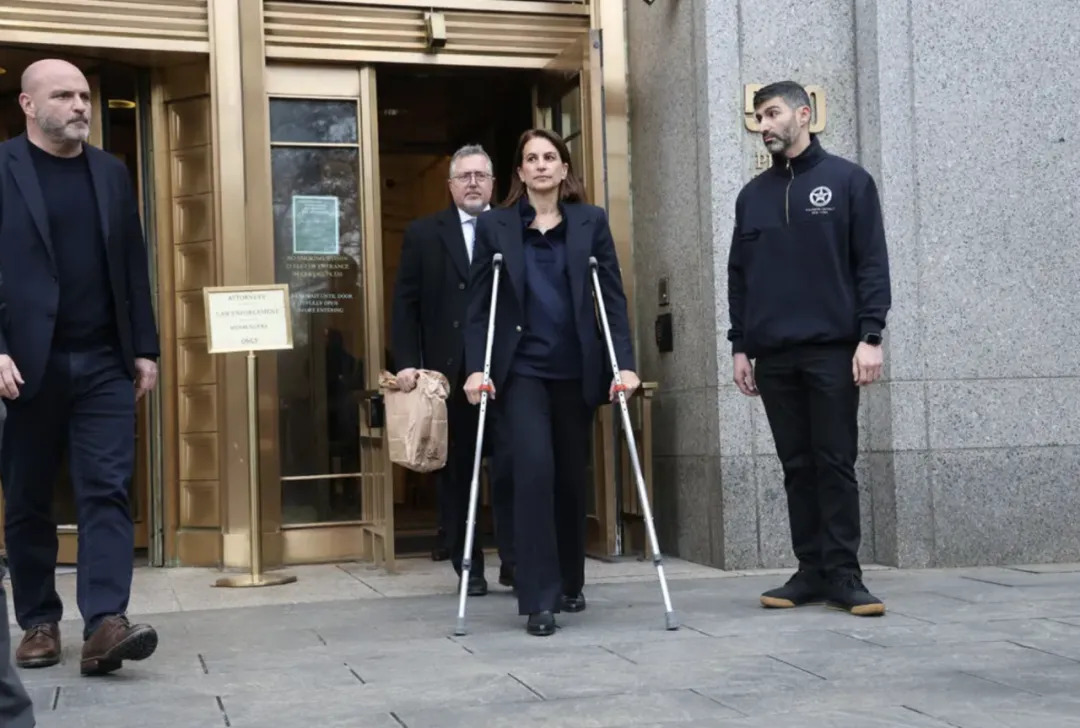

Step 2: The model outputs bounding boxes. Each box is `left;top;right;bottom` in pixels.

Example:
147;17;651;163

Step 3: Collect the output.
464;202;635;409
0;135;159;400
390;204;474;388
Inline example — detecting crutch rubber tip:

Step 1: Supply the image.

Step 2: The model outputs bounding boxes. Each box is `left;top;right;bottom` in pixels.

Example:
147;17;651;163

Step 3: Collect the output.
454;619;468;636
665;612;679;631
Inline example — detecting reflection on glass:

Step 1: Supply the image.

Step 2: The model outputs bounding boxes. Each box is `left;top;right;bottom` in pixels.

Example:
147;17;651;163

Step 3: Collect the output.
270;100;367;524
269;99;358;144
553;85;584;190
567;136;584;188
559;85;581;137
282;477;363;524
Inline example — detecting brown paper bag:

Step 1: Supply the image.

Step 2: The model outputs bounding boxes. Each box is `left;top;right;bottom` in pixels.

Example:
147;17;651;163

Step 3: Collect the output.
379;369;451;472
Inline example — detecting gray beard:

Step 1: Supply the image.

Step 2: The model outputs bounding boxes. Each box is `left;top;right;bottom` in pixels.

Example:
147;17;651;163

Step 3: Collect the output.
38;116;89;143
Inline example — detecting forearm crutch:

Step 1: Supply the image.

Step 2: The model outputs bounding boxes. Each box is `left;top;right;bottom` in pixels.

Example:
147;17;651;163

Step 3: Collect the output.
455;252;503;636
589;256;679;631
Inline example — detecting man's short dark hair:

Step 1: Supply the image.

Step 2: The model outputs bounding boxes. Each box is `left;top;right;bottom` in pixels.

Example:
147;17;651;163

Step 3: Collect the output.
753;81;811;112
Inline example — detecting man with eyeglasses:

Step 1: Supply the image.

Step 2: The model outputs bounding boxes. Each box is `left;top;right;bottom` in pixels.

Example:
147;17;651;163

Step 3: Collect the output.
391;144;514;596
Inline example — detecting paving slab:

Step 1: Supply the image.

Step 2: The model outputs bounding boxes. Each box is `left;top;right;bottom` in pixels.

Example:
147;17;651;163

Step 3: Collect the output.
394;689;741;727
8;560;1080;727
915;694;1080;728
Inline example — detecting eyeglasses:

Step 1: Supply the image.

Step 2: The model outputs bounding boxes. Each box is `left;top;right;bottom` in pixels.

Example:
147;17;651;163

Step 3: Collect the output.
451;172;493;184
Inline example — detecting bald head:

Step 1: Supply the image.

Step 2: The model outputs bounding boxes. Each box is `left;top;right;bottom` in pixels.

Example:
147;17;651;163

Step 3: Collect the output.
19;59;91;152
21;58;86;95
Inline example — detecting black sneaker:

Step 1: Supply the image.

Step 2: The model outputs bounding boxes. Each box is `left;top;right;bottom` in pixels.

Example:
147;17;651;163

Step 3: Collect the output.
760;569;825;609
826;573;885;616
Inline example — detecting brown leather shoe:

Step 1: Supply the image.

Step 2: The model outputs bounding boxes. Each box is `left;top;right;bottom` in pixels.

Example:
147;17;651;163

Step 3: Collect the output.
80;615;158;676
16;622;61;668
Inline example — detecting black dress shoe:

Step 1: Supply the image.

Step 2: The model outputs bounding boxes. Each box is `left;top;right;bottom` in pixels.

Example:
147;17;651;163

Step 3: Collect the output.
465;575;488;597
498;564;515;589
561;593;586;613
526;611;556;636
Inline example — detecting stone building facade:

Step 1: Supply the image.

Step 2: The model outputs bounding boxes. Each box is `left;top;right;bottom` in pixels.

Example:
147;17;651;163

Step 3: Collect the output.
627;0;1080;569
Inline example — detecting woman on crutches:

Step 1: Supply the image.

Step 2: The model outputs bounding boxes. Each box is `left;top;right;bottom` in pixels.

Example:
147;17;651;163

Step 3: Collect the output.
463;128;639;637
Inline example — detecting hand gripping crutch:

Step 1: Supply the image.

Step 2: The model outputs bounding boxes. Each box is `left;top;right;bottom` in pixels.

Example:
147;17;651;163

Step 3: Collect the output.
589;256;679;631
454;252;503;636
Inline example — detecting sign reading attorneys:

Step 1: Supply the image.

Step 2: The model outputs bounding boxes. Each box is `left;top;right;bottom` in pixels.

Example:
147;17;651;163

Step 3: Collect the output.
204;284;294;354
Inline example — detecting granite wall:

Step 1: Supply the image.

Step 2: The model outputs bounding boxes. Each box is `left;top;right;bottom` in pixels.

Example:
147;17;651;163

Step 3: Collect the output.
624;0;725;565
626;0;1080;569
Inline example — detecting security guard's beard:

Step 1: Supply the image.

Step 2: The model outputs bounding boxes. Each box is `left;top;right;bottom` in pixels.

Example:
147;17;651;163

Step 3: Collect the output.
762;118;800;155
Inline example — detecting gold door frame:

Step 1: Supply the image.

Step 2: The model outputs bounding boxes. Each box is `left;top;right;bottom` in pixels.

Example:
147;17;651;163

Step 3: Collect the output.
261;64;394;567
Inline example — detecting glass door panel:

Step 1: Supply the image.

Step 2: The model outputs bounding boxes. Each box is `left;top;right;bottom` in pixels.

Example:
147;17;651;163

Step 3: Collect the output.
269;103;365;525
266;65;393;567
534;30;605;205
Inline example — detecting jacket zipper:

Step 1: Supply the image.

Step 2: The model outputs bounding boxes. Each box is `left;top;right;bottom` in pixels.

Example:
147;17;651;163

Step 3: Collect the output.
785;160;795;225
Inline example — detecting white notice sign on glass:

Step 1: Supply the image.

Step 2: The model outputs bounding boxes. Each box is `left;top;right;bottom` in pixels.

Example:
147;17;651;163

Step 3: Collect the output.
291;195;340;255
203;284;294;354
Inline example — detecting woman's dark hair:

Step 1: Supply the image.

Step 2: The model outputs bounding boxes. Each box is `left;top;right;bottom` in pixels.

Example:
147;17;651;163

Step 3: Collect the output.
500;128;587;208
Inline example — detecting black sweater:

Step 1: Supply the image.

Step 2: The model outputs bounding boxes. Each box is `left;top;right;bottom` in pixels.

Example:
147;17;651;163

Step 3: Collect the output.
29;144;117;351
726;136;892;357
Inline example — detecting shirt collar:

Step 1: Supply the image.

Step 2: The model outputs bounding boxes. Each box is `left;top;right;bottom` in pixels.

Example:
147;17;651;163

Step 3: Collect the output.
517;196;567;226
770;134;827;176
458;204;489;224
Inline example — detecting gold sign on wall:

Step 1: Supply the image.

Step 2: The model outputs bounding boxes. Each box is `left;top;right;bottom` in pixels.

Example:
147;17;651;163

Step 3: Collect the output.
743;83;827;133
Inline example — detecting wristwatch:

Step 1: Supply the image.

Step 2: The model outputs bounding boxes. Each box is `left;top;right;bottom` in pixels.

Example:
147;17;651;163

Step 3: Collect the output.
862;332;883;346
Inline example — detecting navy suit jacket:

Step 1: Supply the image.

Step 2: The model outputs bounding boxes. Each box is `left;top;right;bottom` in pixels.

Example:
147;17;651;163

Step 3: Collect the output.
464;201;635;409
390;204;472;388
0;134;159;400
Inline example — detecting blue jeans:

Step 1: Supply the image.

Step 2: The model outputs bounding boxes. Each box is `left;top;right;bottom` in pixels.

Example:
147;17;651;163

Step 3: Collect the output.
0;346;136;640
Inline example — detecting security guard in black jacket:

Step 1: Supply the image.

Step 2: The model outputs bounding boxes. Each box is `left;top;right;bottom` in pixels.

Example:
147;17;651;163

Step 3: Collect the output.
727;80;892;617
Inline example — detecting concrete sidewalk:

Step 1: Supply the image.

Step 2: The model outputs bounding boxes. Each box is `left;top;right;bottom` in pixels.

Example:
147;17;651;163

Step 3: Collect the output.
8;559;1080;727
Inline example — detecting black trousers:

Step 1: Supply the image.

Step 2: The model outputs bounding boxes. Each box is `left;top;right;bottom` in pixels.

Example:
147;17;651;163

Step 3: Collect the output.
754;344;862;578
0;346;136;640
487;414;515;571
500;375;592;615
441;378;515;576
